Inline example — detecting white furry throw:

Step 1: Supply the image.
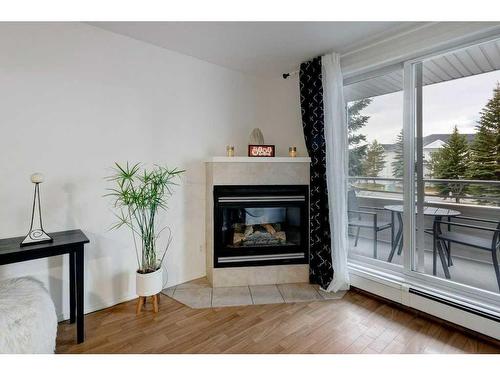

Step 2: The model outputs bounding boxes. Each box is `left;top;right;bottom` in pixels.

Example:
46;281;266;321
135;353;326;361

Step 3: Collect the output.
0;277;57;353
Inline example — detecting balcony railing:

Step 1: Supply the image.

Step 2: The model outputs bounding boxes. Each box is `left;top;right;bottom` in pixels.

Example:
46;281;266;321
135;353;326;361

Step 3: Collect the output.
348;176;500;207
347;176;500;294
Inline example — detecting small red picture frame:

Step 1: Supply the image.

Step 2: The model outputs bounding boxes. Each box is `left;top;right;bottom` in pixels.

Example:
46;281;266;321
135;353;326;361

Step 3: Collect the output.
248;145;275;157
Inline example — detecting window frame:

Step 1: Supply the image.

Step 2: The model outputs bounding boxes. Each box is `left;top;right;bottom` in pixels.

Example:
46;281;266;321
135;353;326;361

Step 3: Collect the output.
345;31;500;314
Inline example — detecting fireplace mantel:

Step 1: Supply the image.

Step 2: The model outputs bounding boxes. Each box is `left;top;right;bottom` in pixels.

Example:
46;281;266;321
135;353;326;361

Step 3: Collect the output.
208;156;311;163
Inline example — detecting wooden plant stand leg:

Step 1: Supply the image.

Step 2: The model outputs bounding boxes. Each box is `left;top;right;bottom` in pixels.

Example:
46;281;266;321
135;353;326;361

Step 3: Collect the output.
136;296;146;315
152;294;159;313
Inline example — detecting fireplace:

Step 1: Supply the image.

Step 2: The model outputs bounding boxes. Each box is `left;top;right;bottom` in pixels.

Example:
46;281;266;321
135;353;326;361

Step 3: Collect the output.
213;185;309;268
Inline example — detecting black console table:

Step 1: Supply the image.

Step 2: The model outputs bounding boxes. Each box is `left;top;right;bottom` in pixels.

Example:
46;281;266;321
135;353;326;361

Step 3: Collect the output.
0;229;89;343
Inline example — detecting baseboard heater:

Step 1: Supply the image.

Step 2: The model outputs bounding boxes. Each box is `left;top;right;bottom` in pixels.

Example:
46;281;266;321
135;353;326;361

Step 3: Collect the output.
408;288;500;323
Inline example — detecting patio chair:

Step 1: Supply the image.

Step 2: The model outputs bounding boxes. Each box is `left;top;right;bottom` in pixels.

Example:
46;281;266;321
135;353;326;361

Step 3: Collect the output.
433;216;500;291
347;190;392;259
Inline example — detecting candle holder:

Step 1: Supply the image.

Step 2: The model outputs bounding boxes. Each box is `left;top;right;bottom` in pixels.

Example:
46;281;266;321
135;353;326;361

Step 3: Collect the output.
226;145;235;157
21;173;53;247
289;146;297;157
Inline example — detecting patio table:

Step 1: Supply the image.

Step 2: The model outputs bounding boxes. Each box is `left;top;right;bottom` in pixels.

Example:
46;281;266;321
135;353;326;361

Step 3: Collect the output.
383;205;461;278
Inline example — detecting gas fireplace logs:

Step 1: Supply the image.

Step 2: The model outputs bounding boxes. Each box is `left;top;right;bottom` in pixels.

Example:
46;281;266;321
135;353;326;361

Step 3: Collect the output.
233;223;287;247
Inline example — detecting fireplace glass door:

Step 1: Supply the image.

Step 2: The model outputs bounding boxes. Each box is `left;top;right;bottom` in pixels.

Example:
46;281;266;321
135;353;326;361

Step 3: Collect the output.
214;185;309;267
222;206;301;248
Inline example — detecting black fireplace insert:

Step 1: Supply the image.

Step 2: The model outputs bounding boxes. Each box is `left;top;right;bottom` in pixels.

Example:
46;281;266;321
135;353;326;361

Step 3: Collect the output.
213;185;309;268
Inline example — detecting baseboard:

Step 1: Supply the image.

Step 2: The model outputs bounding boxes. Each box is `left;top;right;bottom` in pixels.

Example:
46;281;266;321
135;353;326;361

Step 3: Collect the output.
55;270;210;322
56;273;209;322
57;293;137;322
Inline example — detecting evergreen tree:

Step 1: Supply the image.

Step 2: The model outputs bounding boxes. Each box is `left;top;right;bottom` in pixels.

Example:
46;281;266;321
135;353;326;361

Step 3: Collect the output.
362;140;386;179
348;98;372;176
429;126;470;202
468;82;500;205
468;82;500;180
391;130;404;179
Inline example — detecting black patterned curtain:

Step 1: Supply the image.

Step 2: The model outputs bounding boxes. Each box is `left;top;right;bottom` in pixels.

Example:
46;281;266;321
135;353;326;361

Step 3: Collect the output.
299;57;333;289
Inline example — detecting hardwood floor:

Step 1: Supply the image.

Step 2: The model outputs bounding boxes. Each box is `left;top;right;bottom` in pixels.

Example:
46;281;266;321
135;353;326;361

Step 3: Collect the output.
56;289;500;354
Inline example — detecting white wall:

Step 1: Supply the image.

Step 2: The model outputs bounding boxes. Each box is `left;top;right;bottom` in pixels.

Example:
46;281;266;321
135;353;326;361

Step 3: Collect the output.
0;22;260;319
254;75;306;157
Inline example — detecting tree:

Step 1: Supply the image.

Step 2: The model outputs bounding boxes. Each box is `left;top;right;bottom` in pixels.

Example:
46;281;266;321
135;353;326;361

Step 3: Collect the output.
391;130;404;179
468;82;500;205
468;82;500;181
348;98;372;176
362;140;386;179
429;126;470;202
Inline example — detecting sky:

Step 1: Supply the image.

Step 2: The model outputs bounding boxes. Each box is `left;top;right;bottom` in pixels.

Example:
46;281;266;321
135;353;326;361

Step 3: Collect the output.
355;69;500;145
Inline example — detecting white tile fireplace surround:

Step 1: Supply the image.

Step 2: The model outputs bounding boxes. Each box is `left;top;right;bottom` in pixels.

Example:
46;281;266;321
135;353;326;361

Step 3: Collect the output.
206;156;311;287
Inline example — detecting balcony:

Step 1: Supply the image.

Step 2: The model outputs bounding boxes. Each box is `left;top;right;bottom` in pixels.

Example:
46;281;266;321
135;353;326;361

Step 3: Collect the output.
348;177;500;294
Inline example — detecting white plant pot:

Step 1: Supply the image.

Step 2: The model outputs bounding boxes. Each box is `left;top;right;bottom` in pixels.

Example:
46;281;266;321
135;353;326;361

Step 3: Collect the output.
136;268;163;297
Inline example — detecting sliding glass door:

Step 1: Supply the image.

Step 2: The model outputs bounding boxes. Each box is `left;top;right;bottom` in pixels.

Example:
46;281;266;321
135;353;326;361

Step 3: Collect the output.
406;38;500;297
344;67;404;269
346;35;500;309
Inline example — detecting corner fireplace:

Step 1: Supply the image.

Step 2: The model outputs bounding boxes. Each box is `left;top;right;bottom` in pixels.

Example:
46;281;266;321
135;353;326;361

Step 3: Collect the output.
213;185;309;268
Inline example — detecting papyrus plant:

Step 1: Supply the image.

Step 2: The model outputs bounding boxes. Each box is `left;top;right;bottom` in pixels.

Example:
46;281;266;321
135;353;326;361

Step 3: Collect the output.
106;162;184;273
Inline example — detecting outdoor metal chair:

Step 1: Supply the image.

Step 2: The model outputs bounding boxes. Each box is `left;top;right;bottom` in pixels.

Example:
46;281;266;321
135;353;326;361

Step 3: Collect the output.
347;190;392;259
433;216;500;291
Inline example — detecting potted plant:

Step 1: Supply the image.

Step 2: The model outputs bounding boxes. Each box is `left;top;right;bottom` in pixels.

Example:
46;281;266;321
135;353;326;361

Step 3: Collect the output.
106;162;184;309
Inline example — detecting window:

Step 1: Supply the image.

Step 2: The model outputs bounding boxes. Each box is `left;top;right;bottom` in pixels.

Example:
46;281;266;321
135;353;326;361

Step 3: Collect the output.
345;68;404;267
344;35;500;322
409;38;500;295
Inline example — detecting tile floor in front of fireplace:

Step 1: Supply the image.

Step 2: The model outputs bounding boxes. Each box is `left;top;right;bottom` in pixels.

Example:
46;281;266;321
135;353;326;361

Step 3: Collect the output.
162;277;346;308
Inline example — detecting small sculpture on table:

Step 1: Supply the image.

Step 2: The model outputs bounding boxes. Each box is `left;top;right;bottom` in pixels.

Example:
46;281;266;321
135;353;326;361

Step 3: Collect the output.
21;173;53;247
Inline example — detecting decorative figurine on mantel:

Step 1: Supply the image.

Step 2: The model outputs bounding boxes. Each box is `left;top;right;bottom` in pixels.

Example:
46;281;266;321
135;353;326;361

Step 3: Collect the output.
248;128;276;157
20;173;53;247
249;128;265;145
